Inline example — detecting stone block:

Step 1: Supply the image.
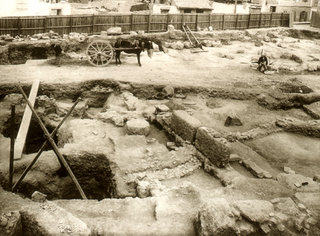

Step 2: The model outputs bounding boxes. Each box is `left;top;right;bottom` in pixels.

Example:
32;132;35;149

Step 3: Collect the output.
20;202;90;235
277;173;320;192
242;159;272;179
137;181;150;198
31;191;47;203
56;101;87;118
233;200;274;223
162;85;174;98
170;110;202;142
155;104;170;113
195;127;230;167
229;153;242;162
0;211;22;236
195;198;238;236
126;118;150;136
107;27;122;35
313;174;320;183
224;114;242;127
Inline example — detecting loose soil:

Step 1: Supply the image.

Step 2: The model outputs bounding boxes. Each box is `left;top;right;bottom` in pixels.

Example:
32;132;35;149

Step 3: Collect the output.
1;26;320;235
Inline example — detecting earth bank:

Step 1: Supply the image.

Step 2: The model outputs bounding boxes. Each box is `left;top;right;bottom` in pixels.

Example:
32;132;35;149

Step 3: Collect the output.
0;27;320;235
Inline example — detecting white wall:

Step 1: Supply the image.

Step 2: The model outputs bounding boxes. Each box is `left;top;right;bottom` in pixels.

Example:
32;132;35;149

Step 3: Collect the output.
152;4;179;14
0;0;71;17
211;2;251;14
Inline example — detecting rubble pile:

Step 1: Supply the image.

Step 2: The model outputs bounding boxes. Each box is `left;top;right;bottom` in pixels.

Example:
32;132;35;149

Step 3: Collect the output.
0;30;88;44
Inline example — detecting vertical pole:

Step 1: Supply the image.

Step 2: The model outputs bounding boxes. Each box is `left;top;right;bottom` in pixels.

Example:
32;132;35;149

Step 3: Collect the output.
259;13;262;28
131;13;134;31
280;12;283;27
92;14;95;35
289;12;294;28
44;16;47;33
222;14;225;30
70;16;73;34
9;104;15;191
167;13;170;31
235;14;238;29
195;13;198;31
181;13;184;30
234;0;237;14
247;13;251;29
209;13;212;29
147;13;151;33
269;13;273;27
17;17;21;36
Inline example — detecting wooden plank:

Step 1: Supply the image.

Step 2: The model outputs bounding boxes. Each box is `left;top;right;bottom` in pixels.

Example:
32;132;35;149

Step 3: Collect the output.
14;79;40;160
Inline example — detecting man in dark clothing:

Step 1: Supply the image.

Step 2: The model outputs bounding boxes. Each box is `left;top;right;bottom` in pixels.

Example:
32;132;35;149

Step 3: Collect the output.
257;54;268;73
51;43;62;66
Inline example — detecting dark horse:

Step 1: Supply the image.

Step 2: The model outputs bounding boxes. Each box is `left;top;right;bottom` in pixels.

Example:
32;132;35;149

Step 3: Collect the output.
114;39;155;66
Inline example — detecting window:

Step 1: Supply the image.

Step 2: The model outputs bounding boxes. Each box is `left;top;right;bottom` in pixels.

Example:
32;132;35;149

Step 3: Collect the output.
196;9;204;13
161;9;170;13
270;6;276;12
17;0;28;10
184;9;192;13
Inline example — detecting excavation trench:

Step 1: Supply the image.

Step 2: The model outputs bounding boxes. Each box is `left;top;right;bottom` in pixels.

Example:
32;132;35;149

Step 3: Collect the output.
0;83;179;201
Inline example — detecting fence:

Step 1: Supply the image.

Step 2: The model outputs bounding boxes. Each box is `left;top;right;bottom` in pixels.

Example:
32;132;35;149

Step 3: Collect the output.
311;11;320;28
0;12;290;36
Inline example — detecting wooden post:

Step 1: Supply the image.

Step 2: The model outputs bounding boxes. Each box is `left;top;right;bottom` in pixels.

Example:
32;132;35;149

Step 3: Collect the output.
147;13;151;33
131;13;134;31
167;13;170;31
14;79;40;160
259;13;262;28
209;14;212;28
181;13;184;30
234;0;237;14
17;86;87;200
195;14;198;31
9;104;15;190
17;17;21;36
235;14;238;29
44;16;47;33
92;14;95;35
269;13;273;27
280;12;283;26
247;13;251;29
12;98;82;193
222;14;225;30
70;16;73;33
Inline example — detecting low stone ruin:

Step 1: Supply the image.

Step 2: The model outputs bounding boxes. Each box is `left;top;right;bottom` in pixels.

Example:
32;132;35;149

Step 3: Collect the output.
1;77;320;235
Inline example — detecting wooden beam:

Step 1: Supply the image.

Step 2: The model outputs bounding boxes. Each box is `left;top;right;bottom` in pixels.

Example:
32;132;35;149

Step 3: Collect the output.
14;79;40;160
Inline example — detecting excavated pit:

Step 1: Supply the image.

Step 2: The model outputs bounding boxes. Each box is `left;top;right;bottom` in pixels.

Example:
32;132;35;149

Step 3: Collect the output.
1;27;320;235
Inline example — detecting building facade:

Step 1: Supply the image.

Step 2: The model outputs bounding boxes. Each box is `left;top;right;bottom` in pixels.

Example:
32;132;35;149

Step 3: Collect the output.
258;0;312;21
0;0;71;17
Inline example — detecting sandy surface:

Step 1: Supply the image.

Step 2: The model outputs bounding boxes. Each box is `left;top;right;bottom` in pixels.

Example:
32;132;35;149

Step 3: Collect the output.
1;39;320;94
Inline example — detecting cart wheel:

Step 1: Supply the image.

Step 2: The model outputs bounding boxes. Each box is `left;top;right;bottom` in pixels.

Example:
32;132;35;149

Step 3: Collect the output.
86;40;114;67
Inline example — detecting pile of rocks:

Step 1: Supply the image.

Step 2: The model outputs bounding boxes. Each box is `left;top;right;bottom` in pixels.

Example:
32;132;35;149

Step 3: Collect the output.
0;30;88;44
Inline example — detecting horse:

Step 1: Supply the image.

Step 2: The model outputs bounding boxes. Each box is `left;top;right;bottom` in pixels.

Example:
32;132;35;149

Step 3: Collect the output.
114;38;154;66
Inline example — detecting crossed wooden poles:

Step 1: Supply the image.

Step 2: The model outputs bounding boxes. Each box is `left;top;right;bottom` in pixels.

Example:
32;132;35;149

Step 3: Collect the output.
11;85;87;200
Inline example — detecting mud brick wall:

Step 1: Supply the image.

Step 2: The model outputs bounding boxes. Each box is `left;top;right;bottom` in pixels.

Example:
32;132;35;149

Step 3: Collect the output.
170;110;202;143
195;127;230;168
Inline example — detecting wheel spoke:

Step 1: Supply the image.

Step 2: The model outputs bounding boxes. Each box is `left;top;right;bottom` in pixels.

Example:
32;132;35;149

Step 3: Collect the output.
86;41;114;66
89;45;99;53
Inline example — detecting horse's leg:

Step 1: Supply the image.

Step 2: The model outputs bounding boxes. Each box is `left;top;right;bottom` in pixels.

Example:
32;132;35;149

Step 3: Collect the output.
116;51;122;65
137;52;141;66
